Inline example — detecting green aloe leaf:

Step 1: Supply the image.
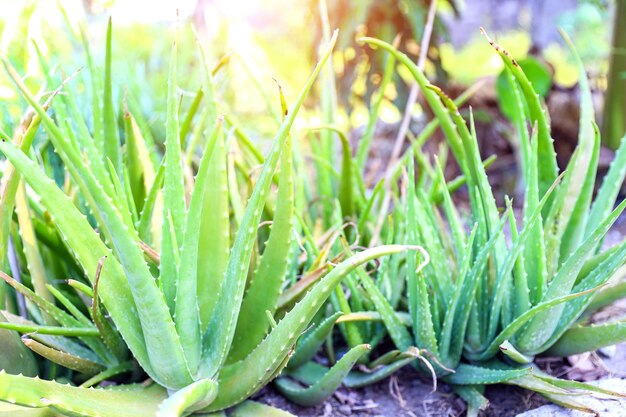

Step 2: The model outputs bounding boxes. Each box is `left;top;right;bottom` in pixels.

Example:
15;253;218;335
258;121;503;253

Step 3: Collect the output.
275;344;370;406
444;364;531;385
206;244;418;411
199;30;338;379
517;198;626;351
453;385;489;417
0;138;190;388
102;18;122;176
21;336;104;375
343;347;421;388
287;312;343;370
196;60;230;332
544;320;626;357
230;401;295;417
585;131;626;241
15;183;55;324
0;312;37;377
159;40;187;313
557;32;599;263
175;119;222;374
229;135;294;362
358;37;464;165
157;379;218;417
481;29;557;202
406;155;439;357
0;372;167;417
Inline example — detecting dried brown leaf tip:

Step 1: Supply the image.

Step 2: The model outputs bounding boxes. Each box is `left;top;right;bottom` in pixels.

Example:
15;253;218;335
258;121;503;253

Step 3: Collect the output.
479;27;519;67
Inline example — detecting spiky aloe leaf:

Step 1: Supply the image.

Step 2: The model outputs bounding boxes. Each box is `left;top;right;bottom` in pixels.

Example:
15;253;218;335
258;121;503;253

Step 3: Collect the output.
78;21;103;152
343;347;422;388
585;132;626;241
102;18;122;176
229;135;294;362
287;312;343;370
522;125;547;306
0;138;191;388
275;344;370;406
175;119;222;374
517;198;626;351
481;29;558;201
205;245;418;411
406;155;439;357
358;38;463;166
0;99;47;276
0;372;167;417
22;337;105;375
124;108;157;214
545;321;626;357
179;88;204;147
196;55;229;332
557;32;599;262
138;162;165;246
346;240;414;351
160;40;187;313
468;285;603;361
443;364;531;385
198;30;338;379
486;173;565;342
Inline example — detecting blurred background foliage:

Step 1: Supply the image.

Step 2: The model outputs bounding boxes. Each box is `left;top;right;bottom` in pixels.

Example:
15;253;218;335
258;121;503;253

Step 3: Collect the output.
0;0;622;150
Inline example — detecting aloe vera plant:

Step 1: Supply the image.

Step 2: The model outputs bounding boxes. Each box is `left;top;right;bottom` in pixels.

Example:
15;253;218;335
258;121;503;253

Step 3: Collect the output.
0;22;425;416
336;32;626;415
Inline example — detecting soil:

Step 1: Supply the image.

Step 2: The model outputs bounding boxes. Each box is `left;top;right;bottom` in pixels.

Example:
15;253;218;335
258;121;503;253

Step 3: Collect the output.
255;366;551;416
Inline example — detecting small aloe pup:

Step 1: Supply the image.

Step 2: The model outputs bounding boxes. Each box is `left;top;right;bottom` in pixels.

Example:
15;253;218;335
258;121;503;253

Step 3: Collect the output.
0;25;420;417
355;32;626;415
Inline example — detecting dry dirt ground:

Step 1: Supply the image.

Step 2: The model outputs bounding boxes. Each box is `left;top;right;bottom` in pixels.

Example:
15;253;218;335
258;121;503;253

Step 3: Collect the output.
255;341;626;417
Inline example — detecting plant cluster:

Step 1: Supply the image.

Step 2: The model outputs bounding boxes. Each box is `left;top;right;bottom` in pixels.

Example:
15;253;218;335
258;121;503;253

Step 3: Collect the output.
1;9;626;417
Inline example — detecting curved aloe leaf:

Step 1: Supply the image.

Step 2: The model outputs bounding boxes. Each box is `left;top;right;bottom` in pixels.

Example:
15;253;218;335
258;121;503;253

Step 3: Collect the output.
517;198;626;351
0;372;167;417
206;245;418;410
275;344;370;406
344;347;421;388
544;320;626;357
22;337;105;375
481;29;557;201
287;312;342;370
0;138;190;388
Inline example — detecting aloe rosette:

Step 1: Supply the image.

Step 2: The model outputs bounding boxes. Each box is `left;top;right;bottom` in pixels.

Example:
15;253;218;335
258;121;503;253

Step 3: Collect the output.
351;32;626;415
